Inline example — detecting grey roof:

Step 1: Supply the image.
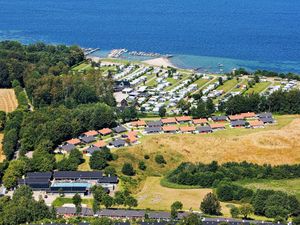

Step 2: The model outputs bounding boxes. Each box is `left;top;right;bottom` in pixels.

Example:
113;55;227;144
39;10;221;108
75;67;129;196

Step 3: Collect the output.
97;209;145;218
27;172;52;179
231;120;246;127
86;146;100;154
98;176;118;184
139;222;175;225
145;126;162;133
202;217;281;225
110;139;126;147
260;117;274;123
211;115;227;121
258;112;273;118
113;125;127;133
56;207;93;216
53;171;103;180
148;211;170;219
147;120;163;127
60;143;76;152
18;178;50;185
196;126;212;133
81;136;96;143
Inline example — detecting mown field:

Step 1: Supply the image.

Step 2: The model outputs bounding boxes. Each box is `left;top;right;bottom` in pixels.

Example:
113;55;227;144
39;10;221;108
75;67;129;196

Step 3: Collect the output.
0;89;18;112
235;178;300;200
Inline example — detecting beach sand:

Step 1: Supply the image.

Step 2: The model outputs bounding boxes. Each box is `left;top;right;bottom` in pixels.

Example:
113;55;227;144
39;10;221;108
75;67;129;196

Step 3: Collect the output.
142;57;177;68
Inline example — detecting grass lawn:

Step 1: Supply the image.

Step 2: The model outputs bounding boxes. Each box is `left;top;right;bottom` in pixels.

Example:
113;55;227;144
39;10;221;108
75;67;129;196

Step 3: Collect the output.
78;154;92;171
245;82;271;94
52;197;93;207
231;79;247;92
194;79;209;88
235;178;300;200
217;79;239;93
134;177;239;217
165;74;190;91
55;154;65;162
72;62;92;71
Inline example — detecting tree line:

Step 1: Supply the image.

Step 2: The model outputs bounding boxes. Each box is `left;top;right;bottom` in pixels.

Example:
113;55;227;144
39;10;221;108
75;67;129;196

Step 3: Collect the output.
166;161;300;187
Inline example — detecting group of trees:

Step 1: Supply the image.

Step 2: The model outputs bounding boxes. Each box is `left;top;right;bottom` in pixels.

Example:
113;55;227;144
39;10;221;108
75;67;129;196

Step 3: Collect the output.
0;185;55;225
190;98;215;118
216;182;300;219
220;89;300;115
92;186;137;212
167;161;300;187
0;41;84;88
89;147;115;170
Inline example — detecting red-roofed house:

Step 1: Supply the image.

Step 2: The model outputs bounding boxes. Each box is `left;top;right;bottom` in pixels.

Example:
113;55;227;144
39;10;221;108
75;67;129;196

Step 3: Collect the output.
83;130;98;137
175;116;192;123
93;140;107;148
162;125;178;133
228;114;244;121
248;120;264;128
180;126;196;133
161;118;177;125
210;123;226;130
192;118;208;125
240;112;257;119
98;128;112;136
127;131;138;137
130;120;147;127
66;138;81;145
127;135;138;144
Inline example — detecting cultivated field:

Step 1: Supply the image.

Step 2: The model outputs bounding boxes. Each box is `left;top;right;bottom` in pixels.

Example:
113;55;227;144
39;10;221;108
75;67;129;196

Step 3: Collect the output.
0;89;18;112
134;177;238;217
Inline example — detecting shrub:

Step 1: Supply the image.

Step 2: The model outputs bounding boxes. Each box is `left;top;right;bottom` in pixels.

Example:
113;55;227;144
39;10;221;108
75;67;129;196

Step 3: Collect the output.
122;163;135;176
155;154;166;164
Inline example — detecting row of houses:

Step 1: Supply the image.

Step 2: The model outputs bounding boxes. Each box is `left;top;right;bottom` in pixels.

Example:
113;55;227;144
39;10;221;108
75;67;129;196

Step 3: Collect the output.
53;207;283;225
18;171;118;195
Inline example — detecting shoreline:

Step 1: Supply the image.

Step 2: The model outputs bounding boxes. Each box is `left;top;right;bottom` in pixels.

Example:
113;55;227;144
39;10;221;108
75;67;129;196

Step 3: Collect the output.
142;57;177;68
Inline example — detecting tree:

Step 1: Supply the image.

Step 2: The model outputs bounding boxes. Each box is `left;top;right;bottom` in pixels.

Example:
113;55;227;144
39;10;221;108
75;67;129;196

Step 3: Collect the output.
200;193;221;215
138;161;146;170
171;201;183;219
124;195;138;209
122;163;135;176
104;166;116;176
218;77;223;85
102;194;114;208
159;106;166;117
178;213;202;225
293;215;300;225
91;218;114;225
72;193;82;215
0;110;6;131
90;151;108;170
206;98;215;116
239;203;254;219
155;154;166;164
3;159;27;189
3;128;18;160
230;206;240;218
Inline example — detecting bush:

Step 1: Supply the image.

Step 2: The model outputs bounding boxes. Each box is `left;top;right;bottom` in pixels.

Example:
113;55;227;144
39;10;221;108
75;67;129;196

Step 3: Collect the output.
122;163;135;176
138;161;146;171
155;154;166;164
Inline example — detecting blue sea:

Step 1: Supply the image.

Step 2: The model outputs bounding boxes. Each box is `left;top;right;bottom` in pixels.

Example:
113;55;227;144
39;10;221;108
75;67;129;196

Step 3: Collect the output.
1;0;300;73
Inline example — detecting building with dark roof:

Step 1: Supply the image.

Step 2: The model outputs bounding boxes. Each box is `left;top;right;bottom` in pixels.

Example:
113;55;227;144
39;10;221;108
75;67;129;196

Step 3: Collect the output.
196;126;212;133
258;112;273;118
147;120;163;127
85;146;100;154
113;125;127;133
56;207;94;217
27;172;52;179
18;178;50;190
53;171;103;180
97;209;145;219
98;176;118;184
81;135;96;144
110;139;126;148
60;143;76;153
260;116;274;124
145;126;162;134
211;115;227;122
230;120;246;127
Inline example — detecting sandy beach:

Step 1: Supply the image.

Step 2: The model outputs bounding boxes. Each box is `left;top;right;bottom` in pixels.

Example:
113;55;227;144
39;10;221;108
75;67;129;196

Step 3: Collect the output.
142;57;177;68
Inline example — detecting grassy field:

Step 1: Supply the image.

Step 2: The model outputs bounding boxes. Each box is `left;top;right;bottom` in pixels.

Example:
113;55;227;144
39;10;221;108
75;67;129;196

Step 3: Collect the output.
235;178;300;200
217;79;239;93
245;82;271;94
78;154;92;171
52;197;93;207
134;177;238;217
0;89;18;112
110;115;300;194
